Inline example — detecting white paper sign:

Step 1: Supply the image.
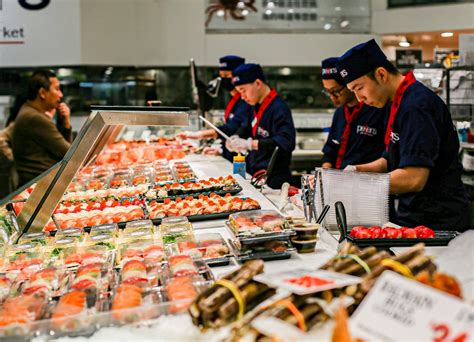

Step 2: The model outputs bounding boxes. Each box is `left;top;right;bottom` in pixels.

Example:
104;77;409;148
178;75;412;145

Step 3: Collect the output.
254;269;362;295
0;0;81;66
350;271;474;342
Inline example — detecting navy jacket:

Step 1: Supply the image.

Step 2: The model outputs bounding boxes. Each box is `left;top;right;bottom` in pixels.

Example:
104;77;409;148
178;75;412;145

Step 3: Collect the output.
384;81;469;231
322;104;387;169
237;95;296;189
218;97;252;162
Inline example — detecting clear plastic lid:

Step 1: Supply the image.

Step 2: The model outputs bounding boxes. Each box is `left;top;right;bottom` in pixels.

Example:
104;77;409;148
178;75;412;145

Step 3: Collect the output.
90;223;118;237
125;219;153;230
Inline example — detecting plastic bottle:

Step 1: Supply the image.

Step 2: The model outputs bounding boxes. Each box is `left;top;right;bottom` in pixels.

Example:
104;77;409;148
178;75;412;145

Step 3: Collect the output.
233;154;246;179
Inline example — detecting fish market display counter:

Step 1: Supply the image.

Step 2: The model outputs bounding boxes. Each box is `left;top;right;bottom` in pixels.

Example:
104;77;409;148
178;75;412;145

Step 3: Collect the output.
0;108;472;341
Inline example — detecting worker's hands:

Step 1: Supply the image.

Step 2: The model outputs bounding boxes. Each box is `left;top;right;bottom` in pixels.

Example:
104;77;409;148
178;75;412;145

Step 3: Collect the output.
57;103;71;129
226;136;252;155
225;135;240;153
202;146;222;156
176;131;203;140
343;165;357;172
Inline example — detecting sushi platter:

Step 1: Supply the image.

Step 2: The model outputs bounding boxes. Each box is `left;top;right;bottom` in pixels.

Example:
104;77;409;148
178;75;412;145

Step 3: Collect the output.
0;218;217;339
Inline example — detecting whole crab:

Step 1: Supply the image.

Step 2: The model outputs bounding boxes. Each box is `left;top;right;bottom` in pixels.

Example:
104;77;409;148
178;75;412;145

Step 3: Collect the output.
205;0;258;27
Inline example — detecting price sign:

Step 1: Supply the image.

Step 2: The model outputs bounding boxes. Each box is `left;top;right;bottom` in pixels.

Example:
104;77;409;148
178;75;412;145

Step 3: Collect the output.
350;271;474;341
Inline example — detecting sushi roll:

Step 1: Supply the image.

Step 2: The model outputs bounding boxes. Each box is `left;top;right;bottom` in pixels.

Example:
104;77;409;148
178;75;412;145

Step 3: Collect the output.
121;259;148;287
168;255;198;278
111;284;143;323
166;277;198;314
52;291;88;332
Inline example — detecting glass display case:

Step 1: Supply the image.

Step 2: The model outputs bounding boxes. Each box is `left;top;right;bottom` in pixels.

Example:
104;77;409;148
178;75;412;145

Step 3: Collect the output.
0;106;189;236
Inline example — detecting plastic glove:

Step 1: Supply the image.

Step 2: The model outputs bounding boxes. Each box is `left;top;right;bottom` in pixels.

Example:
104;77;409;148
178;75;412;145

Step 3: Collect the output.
343;165;357;172
233;137;252;155
225;135;240;152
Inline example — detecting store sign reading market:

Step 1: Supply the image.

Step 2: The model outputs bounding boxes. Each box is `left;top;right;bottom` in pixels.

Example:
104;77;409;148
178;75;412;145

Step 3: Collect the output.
0;0;49;44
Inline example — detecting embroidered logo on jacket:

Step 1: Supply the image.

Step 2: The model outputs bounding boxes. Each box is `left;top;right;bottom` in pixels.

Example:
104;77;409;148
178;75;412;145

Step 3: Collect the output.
356;125;377;137
257;127;270;138
390;131;400;143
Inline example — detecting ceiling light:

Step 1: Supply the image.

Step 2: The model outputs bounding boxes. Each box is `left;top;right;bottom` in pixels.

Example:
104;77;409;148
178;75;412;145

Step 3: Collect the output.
267;1;275;8
399;41;411;47
340;20;349;28
237;1;245;9
241;9;249;16
281;67;291;76
335;6;341;11
441;32;454;38
287;8;294;14
217;10;225;17
324;23;332;30
265;9;272;15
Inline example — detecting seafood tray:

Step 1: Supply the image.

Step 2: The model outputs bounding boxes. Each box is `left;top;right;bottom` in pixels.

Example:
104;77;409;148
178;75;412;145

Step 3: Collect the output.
226;210;295;244
146;175;242;200
179;232;233;267
147;185;243;203
171;161;197;182
147;194;261;224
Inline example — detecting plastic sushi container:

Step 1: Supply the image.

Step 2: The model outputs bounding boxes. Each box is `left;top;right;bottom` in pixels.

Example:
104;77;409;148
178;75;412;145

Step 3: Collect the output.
179;232;232;267
60;244;115;270
4;242;45;277
226;210;295;244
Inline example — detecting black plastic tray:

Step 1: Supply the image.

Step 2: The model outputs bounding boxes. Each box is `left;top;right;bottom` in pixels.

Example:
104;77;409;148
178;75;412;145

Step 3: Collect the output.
334;202;460;249
150;209;261;225
234;250;293;262
203;256;231;267
227;239;294;263
345;230;460;248
149;186;243;202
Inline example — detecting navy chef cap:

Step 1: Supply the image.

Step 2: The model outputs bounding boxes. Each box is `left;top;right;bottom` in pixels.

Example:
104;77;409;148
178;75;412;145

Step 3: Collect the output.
337;39;388;84
321;57;345;85
219;55;245;71
232;63;266;86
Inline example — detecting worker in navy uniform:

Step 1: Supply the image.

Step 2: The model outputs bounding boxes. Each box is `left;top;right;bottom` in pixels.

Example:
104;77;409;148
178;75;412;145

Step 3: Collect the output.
320;57;386;169
226;63;296;189
338;39;469;231
177;55;251;162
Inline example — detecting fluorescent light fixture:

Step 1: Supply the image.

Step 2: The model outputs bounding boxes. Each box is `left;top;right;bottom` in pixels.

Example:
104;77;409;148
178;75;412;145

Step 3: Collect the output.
288;8;294;14
335;6;341;11
217;9;225;17
267;1;275;8
324;23;332;30
265;9;272;15
241;9;249;16
399;41;411;47
441;32;453;38
340;20;349;28
281;67;291;76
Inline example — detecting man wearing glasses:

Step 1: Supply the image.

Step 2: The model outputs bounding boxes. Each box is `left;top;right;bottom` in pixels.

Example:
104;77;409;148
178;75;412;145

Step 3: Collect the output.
320;57;386;169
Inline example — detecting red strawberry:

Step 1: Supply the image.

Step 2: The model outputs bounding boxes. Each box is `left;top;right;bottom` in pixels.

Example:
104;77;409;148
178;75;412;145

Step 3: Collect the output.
401;228;417;238
414;226;435;238
368;226;382;238
384;228;402;239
